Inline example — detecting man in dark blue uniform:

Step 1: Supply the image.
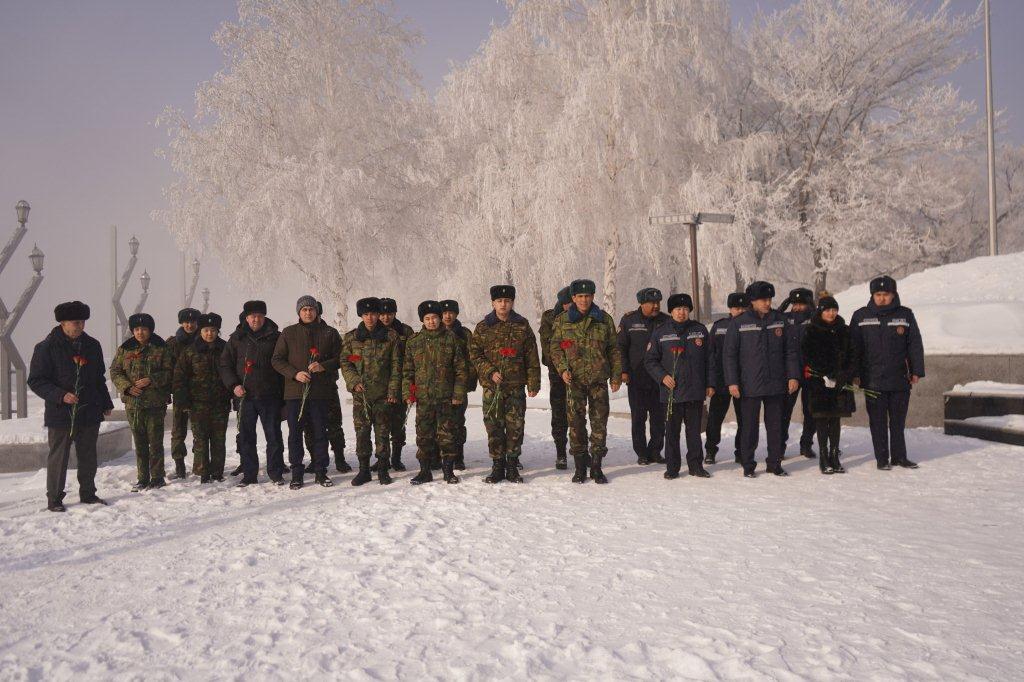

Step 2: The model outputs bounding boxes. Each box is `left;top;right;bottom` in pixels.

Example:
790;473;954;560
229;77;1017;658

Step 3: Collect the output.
705;292;747;465
618;287;671;465
850;276;925;470
724;281;801;477
644;294;713;479
780;287;817;459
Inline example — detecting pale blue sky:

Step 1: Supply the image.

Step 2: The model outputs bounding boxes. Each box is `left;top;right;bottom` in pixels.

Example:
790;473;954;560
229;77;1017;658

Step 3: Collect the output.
1;0;1019;352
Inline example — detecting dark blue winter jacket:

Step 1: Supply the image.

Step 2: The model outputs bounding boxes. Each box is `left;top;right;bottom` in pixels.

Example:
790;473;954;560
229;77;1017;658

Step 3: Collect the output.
617;308;670;391
849;295;925;392
707;316;733;391
723;309;801;398
28;327;114;429
644;319;712;403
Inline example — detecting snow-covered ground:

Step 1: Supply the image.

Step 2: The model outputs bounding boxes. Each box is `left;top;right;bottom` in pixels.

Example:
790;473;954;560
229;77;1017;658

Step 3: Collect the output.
950;380;1024;396
1;405;1022;680
835;251;1024;355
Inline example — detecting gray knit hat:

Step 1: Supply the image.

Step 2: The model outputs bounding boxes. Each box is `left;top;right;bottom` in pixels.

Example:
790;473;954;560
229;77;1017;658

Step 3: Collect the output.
296;295;318;315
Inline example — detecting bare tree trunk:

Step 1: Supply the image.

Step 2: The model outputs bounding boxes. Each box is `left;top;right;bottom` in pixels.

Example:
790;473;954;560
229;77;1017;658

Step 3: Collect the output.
531;286;545;322
602;225;620;318
733;264;746;293
669;253;680;294
702;275;713;319
812;246;828;296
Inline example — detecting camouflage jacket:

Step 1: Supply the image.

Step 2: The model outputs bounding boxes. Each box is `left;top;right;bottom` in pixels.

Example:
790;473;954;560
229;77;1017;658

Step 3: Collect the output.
469;311;541;393
110;335;174;410
166;326;198;369
340;322;402;402
549;304;623;386
446;320;478;393
173;337;232;409
539;307;559;375
402;328;468;403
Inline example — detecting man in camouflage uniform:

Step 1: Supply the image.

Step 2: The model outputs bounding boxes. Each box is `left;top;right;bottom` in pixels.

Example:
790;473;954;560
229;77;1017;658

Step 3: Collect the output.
539;286;571;470
440;299;476;471
469;285;541;484
340;297;402;485
110;313;174;491
379;297;414;472
173;313;232;482
549;279;623;484
303;301;351;473
166;307;200;480
404;300;468;485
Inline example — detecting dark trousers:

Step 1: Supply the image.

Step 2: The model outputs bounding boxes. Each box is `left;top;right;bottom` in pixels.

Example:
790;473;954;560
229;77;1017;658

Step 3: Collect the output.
782;381;815;452
239;397;286;482
865;390;911;465
814;417;842;470
627;382;665;460
738;394;786;473
705;393;741;457
286;398;328;477
46;423;100;504
664;401;703;476
548;371;568;448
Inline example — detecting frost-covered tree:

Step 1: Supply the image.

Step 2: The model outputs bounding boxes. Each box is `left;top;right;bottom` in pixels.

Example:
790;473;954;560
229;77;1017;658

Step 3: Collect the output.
738;0;978;293
155;0;432;325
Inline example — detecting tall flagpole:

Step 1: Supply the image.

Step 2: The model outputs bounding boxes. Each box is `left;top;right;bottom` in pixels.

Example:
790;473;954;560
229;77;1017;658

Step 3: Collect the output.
984;0;998;256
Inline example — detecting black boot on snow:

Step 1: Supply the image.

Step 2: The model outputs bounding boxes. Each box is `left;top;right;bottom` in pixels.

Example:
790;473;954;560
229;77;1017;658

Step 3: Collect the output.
230;464;243;477
571;455;588;484
484;459;505;484
391;447;407;472
590;458;608;484
334;454;352;473
506;456;523;483
442;459;459;484
411;460;433;485
377;459;393;485
351;457;373;486
169;459;187;480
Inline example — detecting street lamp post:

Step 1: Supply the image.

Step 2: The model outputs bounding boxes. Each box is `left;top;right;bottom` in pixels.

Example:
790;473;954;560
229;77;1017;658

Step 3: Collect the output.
1;201;45;419
112;235;140;340
648;211;734;322
185;257;200;308
201;287;210;314
133;270;151;315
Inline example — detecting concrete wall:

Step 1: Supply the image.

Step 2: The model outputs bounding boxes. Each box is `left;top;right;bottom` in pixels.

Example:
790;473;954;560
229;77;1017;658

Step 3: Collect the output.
0;423;134;473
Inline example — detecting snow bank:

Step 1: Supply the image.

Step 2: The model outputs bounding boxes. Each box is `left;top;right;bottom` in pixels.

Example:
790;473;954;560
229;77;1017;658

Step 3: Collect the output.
0;415;124;444
963;414;1024;430
949;380;1024;395
834;251;1024;354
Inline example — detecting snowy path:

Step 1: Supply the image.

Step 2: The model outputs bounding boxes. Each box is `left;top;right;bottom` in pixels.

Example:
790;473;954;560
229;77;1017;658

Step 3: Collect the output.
1;408;1022;680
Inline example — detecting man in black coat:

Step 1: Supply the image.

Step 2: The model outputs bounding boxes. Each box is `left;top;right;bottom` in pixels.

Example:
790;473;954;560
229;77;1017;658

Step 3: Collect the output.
219;300;287;484
644;293;713;479
780;287;817;459
850;276;925;470
28;301;114;511
618;287;671;465
704;292;747;465
724;281;801;477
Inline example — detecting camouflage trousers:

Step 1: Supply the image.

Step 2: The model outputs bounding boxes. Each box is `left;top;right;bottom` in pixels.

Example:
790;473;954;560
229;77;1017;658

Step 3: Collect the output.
567;382;610;458
170;403;190;462
453;400;469;453
190;406;230;478
548;371;568;448
304;388;345;458
482;385;526;460
127;406;167;484
352;393;391;461
387;400;408;452
414;399;458;462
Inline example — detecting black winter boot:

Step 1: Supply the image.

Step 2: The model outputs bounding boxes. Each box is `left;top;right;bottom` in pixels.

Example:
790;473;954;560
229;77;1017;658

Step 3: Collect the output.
555;440;568;470
377;457;393;485
506;455;523;483
391;446;407;472
571;455;587;483
484;459;505;484
442;459;459;484
831;446;846;474
169;459;187;480
334;452;352;473
230;464;244;477
590;457;608;484
351;456;373;486
453;445;466;471
411;459;433;485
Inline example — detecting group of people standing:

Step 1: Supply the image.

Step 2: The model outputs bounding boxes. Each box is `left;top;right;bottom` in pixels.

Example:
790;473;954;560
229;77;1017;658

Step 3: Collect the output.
28;275;924;512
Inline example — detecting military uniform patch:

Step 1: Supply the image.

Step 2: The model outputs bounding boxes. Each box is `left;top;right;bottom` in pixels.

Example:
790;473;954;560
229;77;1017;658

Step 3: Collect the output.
774;327;783;337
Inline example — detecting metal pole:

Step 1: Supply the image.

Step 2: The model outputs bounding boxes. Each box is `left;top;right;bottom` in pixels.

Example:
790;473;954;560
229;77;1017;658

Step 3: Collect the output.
984;0;998;256
688;221;701;322
111;225;117;352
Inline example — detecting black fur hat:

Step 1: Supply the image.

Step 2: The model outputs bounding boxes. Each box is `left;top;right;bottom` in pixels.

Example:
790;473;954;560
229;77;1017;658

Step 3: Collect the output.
242;300;267;316
418;300;442;321
788;288;814;306
667;293;693;312
177;308;201;324
817;294;839;311
128;313;155;332
726;292;748;309
745;281;776;301
198;313;222;330
636;287;662;304
439;299;459;314
490;285;516;301
54;301;90;322
379;298;398;314
870;276;897;294
556;286;571;306
570;279;596;296
356;297;382;316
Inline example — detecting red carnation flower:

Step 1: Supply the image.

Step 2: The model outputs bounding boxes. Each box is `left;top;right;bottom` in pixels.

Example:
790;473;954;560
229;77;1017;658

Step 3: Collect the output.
559;339;573;350
244;359;255;375
347;354;362;363
670;346;685;354
499;347;517;358
71;355;88;367
309;347;319;358
803;364;812;380
408;383;417;402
